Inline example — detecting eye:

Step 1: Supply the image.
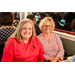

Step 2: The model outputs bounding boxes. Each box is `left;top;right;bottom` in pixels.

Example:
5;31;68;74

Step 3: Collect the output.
29;28;32;30
22;28;26;30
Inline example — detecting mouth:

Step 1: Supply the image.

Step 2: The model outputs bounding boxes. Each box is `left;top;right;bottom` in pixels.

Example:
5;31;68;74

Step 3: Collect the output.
25;34;29;35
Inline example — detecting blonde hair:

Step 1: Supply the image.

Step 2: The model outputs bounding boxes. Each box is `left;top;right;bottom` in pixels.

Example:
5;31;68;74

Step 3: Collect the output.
39;17;55;32
7;19;36;43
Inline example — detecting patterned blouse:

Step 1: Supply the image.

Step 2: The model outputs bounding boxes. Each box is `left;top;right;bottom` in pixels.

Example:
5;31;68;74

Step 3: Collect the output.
37;33;64;61
0;27;16;41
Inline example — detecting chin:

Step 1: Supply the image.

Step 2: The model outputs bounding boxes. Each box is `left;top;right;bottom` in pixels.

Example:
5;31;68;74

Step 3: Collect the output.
24;36;31;39
45;32;50;34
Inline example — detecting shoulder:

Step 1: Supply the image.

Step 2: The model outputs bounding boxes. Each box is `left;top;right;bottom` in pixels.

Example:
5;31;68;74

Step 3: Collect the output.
0;27;16;31
10;27;16;29
37;34;42;38
51;33;61;42
8;38;16;41
12;27;16;28
7;38;18;44
0;27;6;31
37;34;43;42
51;33;59;38
5;27;16;30
34;24;38;26
32;36;42;44
33;36;40;42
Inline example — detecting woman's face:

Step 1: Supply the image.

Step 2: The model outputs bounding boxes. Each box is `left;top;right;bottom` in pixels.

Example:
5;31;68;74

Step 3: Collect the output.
42;21;53;34
21;22;32;41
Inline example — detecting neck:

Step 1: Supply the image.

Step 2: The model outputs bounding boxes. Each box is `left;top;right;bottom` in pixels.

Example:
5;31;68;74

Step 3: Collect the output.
41;33;51;44
42;33;51;38
1;25;11;28
23;38;29;43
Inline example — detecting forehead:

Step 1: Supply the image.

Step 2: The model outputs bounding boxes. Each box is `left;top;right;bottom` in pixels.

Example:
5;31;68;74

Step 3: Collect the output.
44;21;52;25
22;22;32;27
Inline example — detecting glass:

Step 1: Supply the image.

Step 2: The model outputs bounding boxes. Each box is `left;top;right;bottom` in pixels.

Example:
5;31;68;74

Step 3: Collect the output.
12;12;20;27
43;25;53;28
14;12;20;20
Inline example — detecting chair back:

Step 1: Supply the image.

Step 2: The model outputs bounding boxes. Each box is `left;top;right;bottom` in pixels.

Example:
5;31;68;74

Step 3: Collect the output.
0;41;5;61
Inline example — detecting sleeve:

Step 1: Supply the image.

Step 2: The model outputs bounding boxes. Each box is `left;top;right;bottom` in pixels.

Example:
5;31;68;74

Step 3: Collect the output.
56;34;65;60
43;54;49;61
37;39;44;62
1;38;15;62
37;36;49;61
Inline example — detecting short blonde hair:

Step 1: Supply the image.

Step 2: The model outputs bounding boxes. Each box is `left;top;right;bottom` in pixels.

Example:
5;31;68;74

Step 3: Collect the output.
9;19;36;42
39;17;55;31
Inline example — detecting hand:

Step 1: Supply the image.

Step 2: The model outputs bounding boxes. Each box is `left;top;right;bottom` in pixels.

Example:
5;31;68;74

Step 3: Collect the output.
51;59;58;62
48;57;54;61
57;59;62;62
51;56;60;62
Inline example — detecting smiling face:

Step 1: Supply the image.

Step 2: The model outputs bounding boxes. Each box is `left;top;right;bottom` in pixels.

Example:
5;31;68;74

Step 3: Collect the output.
42;21;53;34
21;22;32;41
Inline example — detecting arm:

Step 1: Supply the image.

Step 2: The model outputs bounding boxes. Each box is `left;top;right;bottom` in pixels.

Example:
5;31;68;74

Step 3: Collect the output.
37;39;44;62
1;38;14;62
51;56;60;62
50;34;64;62
48;56;54;61
43;54;54;61
55;34;64;61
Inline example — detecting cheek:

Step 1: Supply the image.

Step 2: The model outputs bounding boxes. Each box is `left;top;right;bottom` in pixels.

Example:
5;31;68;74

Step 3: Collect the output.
42;27;45;31
29;30;33;36
43;28;52;33
43;28;49;31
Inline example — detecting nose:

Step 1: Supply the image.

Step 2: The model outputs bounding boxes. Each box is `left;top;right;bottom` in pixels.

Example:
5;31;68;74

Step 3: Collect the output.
26;29;29;33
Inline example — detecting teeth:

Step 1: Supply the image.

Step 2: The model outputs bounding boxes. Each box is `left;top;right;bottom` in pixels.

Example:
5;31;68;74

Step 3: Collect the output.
25;33;30;35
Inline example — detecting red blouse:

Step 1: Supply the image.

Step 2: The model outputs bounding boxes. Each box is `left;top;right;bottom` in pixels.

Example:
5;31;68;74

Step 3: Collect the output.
1;37;44;62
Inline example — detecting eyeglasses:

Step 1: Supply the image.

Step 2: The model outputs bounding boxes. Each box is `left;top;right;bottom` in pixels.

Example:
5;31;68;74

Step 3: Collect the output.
43;25;53;28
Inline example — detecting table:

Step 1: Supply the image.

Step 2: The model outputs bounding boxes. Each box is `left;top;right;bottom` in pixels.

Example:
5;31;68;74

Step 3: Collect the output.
61;59;71;62
61;56;73;62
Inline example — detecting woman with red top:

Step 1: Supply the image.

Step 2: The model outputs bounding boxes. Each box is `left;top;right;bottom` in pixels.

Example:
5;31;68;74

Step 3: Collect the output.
1;19;44;62
37;17;64;62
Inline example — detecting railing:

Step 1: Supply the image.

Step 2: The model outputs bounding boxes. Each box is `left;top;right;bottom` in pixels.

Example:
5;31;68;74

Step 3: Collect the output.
54;29;75;35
